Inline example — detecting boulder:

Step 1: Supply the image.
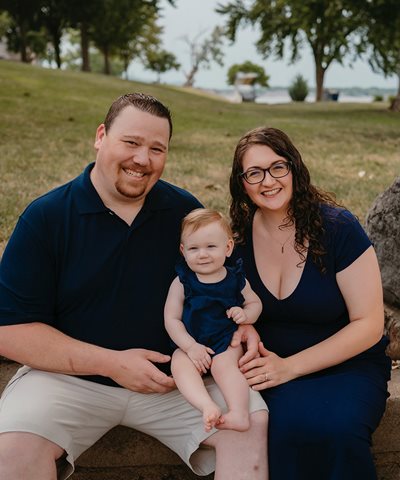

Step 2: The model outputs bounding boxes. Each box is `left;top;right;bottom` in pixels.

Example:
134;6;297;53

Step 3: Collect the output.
366;177;400;309
385;306;400;360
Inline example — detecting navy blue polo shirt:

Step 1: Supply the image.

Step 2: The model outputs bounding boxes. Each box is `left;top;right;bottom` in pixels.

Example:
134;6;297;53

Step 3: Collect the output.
0;163;202;386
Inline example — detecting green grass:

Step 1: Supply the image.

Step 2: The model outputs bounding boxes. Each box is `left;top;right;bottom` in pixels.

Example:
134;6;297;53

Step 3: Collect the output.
1;60;399;254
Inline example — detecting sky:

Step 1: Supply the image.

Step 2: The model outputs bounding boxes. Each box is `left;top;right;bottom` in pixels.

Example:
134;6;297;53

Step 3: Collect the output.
128;0;398;91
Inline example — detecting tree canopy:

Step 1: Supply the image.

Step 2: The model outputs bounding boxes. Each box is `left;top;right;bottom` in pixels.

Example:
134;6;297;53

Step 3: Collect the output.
0;0;176;76
363;0;400;111
217;0;369;101
227;60;269;86
144;48;180;83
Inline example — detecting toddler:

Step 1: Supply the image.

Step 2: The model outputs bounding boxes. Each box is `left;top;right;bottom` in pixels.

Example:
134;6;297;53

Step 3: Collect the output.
164;208;262;432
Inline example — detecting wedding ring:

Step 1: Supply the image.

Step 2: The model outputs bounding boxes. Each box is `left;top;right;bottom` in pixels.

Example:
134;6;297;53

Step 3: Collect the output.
264;373;268;382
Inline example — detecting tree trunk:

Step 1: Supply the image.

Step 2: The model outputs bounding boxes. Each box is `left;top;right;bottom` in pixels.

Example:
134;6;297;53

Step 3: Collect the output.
19;22;29;63
183;66;198;87
315;63;326;102
389;71;400;112
103;46;111;75
123;55;129;79
80;22;90;72
53;32;62;69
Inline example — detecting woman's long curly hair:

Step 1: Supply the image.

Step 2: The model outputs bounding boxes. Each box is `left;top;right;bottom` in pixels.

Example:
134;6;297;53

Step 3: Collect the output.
229;127;342;272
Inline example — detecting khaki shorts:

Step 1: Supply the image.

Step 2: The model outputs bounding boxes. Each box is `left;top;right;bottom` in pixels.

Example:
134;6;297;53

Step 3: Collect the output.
0;366;267;479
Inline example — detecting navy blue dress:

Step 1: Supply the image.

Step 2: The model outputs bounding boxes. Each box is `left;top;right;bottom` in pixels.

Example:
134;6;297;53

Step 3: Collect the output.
176;260;246;355
235;206;391;480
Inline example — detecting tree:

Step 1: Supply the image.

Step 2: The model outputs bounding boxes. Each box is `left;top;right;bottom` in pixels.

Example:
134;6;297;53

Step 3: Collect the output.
363;0;400;112
182;26;225;87
63;0;101;72
144;48;180;83
0;10;11;37
217;0;368;101
288;74;309;101
118;7;164;80
227;60;269;86
0;0;45;62
39;0;70;69
90;0;172;76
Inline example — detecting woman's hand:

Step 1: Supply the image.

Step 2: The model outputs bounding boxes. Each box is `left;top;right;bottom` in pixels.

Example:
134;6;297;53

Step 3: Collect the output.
240;342;298;389
230;324;260;365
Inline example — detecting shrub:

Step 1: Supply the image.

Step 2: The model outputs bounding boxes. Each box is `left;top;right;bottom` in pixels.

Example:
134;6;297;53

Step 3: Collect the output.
288;74;309;102
373;94;383;102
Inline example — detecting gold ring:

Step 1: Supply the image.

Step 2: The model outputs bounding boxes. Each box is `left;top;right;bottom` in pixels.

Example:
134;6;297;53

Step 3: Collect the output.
264;373;268;382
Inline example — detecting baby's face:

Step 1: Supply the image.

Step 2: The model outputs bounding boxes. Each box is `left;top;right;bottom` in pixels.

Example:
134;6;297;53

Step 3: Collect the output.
180;222;234;277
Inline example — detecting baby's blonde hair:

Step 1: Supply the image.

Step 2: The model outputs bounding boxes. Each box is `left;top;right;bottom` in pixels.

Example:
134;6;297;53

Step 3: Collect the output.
181;208;233;241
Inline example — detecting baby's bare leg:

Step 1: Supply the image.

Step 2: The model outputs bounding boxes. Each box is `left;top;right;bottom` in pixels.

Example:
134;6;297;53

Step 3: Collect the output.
211;345;250;432
171;349;222;432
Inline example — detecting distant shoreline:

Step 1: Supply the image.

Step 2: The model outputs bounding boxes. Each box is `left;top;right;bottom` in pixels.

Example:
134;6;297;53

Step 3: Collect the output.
208;86;396;104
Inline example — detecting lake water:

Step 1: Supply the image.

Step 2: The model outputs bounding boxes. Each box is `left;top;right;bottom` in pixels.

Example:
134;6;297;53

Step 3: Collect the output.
219;89;375;104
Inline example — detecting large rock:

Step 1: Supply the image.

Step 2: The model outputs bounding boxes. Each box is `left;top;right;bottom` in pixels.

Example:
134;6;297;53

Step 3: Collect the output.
366;177;400;309
385;306;400;360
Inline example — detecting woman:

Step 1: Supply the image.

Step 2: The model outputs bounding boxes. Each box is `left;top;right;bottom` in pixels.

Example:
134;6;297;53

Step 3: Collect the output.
229;127;391;480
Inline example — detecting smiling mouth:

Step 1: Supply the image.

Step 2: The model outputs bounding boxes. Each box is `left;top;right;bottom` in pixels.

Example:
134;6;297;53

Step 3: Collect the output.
262;188;281;196
123;168;145;178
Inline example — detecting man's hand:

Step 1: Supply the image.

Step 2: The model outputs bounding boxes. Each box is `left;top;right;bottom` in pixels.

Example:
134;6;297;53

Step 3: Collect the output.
109;349;175;393
187;343;214;374
230;324;260;366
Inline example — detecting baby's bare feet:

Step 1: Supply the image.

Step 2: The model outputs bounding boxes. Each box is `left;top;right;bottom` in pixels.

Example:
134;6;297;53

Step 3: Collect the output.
203;402;223;432
216;410;249;432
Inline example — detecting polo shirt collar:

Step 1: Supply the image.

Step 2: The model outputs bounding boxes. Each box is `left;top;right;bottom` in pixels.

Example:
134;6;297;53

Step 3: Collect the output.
72;163;179;215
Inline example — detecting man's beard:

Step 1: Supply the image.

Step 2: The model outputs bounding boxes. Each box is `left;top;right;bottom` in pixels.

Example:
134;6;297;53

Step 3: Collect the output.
115;181;146;199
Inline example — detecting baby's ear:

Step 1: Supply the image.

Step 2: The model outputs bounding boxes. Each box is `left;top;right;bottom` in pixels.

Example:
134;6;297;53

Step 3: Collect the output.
179;244;184;255
226;238;234;257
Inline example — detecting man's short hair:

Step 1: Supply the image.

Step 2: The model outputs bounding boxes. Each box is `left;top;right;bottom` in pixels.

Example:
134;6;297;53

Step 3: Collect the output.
104;93;173;138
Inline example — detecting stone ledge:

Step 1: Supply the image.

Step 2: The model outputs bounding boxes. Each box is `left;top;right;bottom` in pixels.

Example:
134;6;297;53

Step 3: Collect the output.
0;362;399;480
372;368;400;480
71;464;208;480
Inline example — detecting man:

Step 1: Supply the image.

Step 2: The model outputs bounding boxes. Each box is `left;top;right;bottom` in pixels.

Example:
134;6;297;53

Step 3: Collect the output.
0;93;268;479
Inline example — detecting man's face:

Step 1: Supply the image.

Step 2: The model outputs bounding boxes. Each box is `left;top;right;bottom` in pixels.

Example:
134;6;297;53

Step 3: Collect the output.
92;106;170;205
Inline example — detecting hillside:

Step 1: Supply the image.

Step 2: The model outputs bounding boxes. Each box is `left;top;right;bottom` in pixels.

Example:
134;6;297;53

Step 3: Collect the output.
0;60;399;253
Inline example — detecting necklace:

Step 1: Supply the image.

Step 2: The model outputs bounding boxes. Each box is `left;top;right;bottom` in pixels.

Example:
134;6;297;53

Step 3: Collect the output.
269;231;294;253
259;219;295;253
257;212;295;253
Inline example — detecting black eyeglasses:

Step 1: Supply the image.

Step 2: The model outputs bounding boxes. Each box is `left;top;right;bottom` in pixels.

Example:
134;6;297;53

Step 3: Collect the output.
240;162;291;184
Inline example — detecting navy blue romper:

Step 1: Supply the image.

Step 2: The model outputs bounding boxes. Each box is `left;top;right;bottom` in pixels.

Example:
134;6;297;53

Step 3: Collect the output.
235;206;391;480
176;259;246;355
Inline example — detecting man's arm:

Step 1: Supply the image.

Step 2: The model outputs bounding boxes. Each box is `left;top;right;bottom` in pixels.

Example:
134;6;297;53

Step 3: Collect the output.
0;322;175;393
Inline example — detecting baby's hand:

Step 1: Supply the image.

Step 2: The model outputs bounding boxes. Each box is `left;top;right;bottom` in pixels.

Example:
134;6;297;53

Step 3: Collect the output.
187;343;215;374
227;306;247;324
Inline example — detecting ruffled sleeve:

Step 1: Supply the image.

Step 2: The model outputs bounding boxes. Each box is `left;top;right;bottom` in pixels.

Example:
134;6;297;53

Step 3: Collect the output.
232;257;247;292
175;259;193;296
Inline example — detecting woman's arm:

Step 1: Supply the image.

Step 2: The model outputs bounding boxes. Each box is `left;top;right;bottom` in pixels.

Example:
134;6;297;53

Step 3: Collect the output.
242;246;385;388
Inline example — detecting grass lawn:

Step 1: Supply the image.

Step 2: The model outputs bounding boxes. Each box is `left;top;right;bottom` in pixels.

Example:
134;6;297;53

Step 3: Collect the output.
0;60;399;254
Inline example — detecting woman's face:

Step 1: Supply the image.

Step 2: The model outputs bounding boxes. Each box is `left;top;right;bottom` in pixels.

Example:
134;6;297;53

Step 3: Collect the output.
241;144;293;215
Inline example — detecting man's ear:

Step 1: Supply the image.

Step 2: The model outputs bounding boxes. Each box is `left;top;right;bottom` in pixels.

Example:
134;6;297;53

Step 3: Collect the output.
226;238;234;258
94;124;106;150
